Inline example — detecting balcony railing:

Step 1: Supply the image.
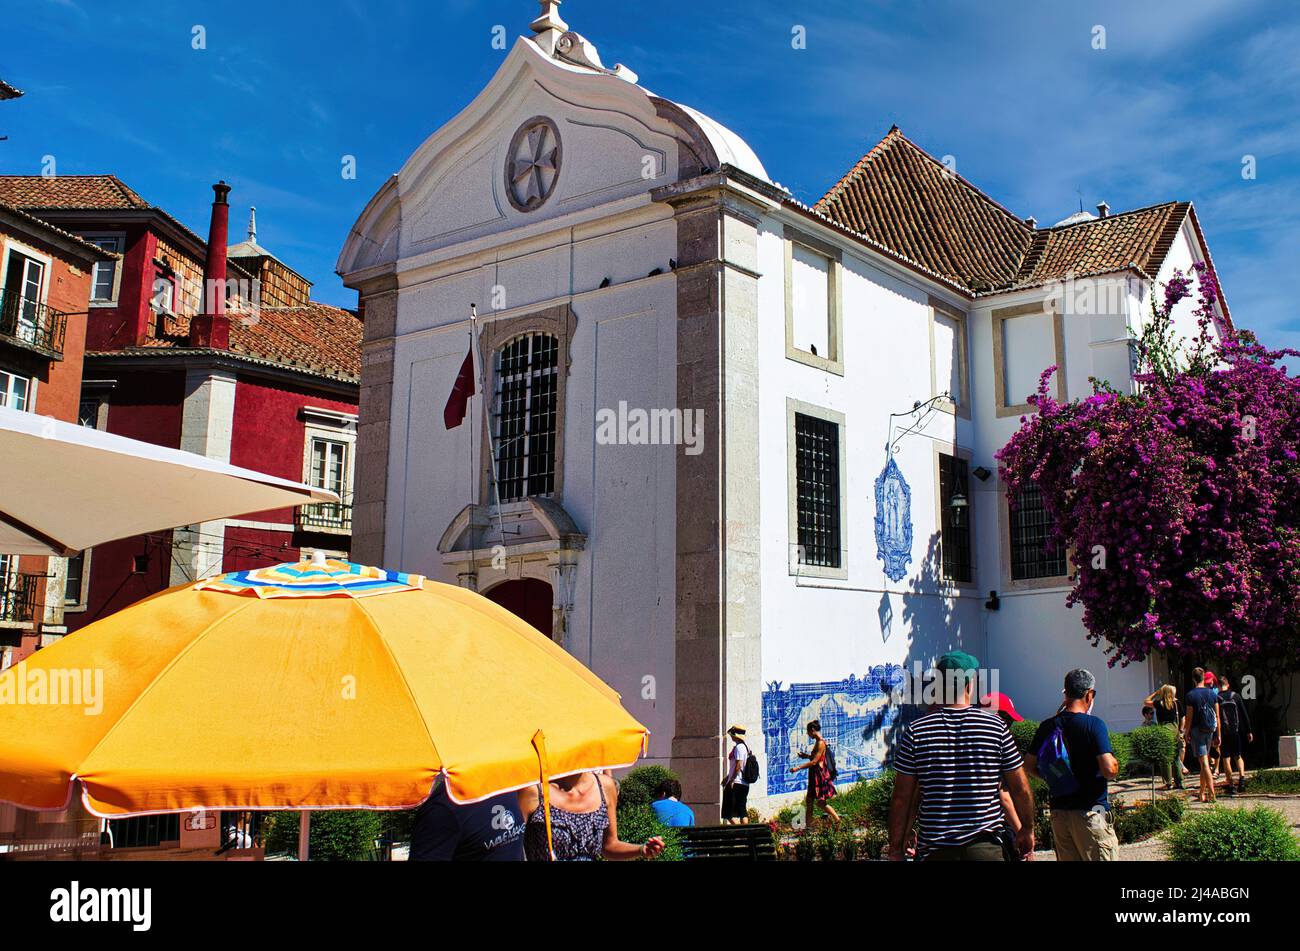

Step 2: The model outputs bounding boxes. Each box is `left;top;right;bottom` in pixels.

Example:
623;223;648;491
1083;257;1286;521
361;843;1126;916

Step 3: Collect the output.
0;573;40;623
295;501;352;534
0;289;67;359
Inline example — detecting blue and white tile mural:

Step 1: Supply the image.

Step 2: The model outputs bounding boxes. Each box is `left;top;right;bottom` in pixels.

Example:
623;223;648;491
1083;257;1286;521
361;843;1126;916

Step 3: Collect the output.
874;455;913;583
762;664;906;795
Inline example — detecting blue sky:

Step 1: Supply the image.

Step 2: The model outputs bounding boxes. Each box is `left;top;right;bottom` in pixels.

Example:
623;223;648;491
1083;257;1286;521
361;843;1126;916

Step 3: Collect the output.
4;0;1298;347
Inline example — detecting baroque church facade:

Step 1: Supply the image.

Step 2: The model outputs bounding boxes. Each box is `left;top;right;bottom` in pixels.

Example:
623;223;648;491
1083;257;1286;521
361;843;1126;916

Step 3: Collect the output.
338;3;1231;814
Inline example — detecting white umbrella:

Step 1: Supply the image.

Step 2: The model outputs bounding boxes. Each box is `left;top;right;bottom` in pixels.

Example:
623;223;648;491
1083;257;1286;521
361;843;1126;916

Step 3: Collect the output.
0;406;338;557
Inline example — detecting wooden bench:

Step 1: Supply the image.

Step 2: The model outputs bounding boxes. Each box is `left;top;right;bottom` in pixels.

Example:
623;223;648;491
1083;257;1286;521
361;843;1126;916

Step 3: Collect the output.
679;824;776;861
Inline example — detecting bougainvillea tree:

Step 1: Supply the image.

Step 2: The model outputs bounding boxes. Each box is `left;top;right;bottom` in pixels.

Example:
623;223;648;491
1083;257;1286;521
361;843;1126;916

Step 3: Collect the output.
997;265;1300;678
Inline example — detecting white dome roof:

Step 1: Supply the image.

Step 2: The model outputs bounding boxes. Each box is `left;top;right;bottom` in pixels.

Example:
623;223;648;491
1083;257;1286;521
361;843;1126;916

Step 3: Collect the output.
669;101;771;185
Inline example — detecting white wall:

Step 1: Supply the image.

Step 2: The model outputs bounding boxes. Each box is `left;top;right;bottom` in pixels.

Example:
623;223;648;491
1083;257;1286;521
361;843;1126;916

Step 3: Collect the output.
752;215;987;808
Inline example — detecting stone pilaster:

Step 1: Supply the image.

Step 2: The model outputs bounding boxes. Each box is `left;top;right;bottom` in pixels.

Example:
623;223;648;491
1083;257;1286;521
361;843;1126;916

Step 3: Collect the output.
353;284;397;566
661;182;765;820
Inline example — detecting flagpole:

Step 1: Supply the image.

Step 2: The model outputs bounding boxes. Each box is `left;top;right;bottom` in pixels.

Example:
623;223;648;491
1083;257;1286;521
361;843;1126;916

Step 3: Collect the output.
469;304;509;555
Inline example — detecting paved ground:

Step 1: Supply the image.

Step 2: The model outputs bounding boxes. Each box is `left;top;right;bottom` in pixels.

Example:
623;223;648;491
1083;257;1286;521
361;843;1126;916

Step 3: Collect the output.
1033;771;1300;861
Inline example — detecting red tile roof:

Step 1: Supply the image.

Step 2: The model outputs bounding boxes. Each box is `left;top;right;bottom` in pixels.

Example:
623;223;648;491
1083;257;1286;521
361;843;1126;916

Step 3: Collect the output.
0;78;22;100
233;303;362;380
814;128;1199;296
121;303;362;382
0;201;121;260
815;127;1033;292
0;174;151;209
1012;201;1190;289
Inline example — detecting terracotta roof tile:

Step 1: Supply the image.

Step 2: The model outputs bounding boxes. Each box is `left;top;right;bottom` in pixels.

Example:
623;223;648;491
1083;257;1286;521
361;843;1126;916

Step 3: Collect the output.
815;127;1033;292
234;302;362;379
0;201;121;260
0;78;22;100
130;302;362;381
1012;201;1190;288
0;174;152;209
814;128;1200;296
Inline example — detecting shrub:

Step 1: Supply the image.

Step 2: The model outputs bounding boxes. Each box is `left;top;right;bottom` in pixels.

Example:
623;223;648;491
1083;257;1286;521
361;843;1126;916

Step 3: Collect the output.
773;804;800;830
1248;769;1300;794
1028;777;1054;851
1011;719;1040;755
1163;805;1300;861
813;827;838;861
614;805;683;861
794;832;815;862
858;825;888;860
265;810;385;861
833;770;895;828
1110;731;1133;778
617;765;679;808
380;807;418;845
1128;725;1178;779
1114;795;1186;844
839;827;859;861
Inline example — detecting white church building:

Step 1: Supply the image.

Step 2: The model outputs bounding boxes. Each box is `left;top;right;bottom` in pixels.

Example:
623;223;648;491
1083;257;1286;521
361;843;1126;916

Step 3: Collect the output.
337;3;1233;815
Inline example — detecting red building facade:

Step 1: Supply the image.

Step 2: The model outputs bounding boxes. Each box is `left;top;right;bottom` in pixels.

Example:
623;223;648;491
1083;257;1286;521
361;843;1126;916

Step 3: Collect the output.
0;201;115;669
0;176;361;637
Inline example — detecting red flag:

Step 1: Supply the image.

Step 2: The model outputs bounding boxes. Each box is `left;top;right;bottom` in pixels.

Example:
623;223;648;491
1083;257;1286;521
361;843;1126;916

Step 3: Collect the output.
443;348;476;429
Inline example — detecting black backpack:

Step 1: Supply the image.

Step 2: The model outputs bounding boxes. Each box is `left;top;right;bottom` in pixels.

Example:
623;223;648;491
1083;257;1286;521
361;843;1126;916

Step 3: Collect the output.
822;743;838;782
741;744;760;783
1220;694;1240;733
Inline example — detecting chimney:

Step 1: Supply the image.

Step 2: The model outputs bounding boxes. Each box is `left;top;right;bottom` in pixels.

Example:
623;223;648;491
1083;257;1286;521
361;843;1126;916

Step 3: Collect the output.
1025;216;1037;229
189;180;232;349
1096;200;1110;218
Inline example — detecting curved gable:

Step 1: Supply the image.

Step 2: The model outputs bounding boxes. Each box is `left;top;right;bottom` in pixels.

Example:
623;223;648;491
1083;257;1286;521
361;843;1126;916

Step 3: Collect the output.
339;35;767;284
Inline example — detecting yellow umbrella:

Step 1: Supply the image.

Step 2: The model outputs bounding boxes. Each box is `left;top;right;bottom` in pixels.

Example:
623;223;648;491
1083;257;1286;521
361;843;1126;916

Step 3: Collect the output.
0;557;647;846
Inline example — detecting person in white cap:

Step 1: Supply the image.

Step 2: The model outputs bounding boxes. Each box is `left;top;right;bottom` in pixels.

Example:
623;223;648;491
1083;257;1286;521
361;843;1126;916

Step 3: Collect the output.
721;725;752;824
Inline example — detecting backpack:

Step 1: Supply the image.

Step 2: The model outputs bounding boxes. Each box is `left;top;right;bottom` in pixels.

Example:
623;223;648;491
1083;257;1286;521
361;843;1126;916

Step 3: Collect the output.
1194;691;1218;732
822;743;838;782
1219;694;1240;734
741;744;760;784
1035;716;1079;798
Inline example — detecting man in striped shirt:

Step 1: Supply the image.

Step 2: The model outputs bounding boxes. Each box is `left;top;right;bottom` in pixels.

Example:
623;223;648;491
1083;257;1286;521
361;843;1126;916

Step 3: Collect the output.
887;651;1036;861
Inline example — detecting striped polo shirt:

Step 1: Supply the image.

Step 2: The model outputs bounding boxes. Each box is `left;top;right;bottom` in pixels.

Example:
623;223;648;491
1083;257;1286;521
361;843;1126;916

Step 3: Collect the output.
893;706;1023;859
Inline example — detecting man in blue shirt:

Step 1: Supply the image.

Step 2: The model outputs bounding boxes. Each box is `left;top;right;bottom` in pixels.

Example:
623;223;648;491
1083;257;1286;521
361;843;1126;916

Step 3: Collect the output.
1026;668;1119;861
650;778;695;827
1182;667;1223;803
410;781;525;861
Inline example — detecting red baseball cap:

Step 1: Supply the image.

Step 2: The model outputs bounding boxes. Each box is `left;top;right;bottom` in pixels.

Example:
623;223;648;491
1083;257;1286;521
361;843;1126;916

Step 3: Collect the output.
1204;670;1218;686
980;692;1024;721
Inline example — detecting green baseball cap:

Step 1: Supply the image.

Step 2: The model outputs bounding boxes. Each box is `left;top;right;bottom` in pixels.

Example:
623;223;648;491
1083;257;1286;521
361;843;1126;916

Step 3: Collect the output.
936;650;980;672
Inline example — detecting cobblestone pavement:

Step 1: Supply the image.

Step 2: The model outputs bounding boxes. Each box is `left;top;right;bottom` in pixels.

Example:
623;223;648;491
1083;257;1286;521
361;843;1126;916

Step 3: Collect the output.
1033;772;1300;861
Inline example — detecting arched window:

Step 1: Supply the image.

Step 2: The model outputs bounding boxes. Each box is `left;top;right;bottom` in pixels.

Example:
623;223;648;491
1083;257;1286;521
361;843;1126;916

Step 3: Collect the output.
494;332;558;501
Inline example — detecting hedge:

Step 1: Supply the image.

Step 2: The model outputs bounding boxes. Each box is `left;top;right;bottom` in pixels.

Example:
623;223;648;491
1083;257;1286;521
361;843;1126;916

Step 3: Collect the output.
1162;805;1300;861
1114;795;1186;844
617;764;678;808
615;804;684;861
264;810;385;861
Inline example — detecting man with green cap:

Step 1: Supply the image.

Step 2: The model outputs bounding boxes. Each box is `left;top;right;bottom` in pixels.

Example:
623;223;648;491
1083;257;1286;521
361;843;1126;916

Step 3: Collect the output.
888;651;1036;861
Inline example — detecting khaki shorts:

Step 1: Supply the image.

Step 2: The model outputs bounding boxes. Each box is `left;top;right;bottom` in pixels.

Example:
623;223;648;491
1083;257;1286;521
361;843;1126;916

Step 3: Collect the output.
1050;807;1119;861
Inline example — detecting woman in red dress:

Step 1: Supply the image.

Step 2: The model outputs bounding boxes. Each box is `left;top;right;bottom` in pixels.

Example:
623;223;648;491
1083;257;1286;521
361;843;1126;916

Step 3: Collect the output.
790;719;841;828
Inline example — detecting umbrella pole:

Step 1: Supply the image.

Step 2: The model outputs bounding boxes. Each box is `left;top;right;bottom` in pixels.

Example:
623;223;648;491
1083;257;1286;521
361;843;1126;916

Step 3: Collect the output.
531;730;556;861
297;810;310;861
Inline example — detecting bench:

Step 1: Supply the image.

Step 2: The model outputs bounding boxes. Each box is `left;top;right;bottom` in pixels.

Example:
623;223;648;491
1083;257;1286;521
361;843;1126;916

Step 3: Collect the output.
679;824;777;861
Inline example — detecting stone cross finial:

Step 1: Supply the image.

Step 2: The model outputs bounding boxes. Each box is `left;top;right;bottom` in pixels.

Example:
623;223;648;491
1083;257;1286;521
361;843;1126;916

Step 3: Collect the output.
248;206;257;242
530;0;568;54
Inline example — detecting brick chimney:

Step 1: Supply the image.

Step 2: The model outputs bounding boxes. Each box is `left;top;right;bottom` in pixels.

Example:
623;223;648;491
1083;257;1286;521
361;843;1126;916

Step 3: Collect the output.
189;180;232;349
